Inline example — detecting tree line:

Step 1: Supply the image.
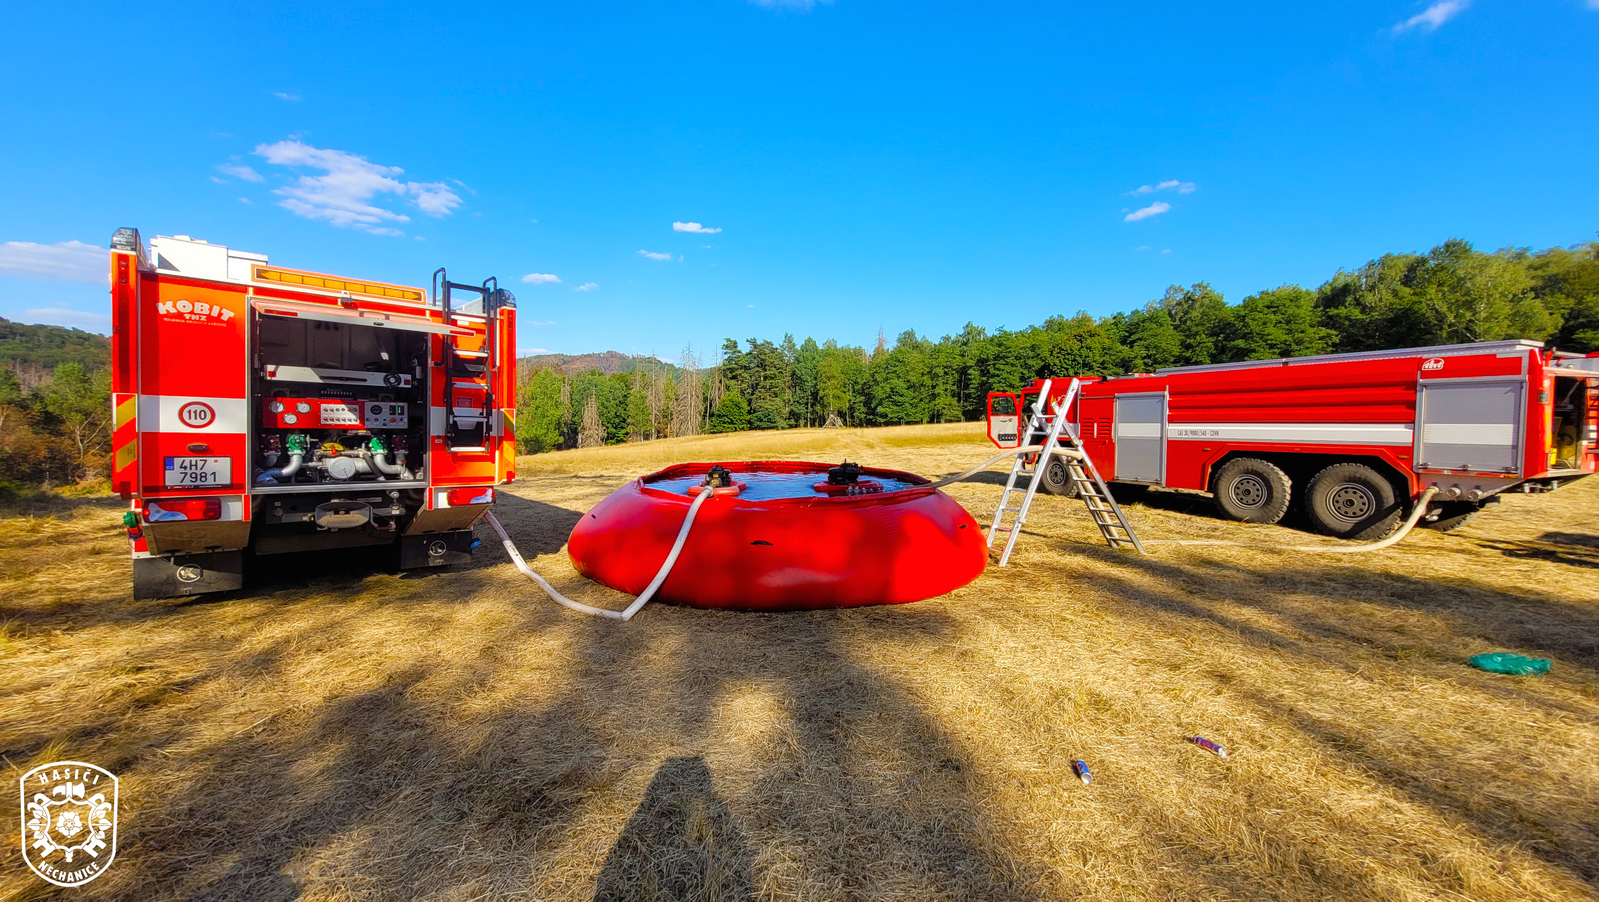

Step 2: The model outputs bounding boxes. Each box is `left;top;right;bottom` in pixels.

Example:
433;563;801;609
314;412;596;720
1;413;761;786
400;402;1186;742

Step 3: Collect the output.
515;238;1599;453
0;363;112;492
1;237;1594;487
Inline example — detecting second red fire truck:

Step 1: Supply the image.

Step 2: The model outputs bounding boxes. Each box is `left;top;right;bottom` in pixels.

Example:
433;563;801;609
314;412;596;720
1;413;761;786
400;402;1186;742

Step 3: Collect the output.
987;340;1598;538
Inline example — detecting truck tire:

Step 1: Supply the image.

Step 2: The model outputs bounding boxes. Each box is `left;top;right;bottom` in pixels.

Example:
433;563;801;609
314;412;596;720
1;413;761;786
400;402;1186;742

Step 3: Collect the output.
1040;458;1080;497
1211;458;1292;524
1305;463;1402;540
1422;501;1480;532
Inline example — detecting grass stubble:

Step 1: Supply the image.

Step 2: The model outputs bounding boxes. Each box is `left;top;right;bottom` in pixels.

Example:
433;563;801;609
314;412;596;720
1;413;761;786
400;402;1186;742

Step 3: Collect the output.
0;421;1595;901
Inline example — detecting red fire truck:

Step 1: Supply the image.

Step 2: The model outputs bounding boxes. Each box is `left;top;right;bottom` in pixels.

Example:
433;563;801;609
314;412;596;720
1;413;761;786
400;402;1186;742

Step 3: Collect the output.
109;229;518;598
986;340;1598;539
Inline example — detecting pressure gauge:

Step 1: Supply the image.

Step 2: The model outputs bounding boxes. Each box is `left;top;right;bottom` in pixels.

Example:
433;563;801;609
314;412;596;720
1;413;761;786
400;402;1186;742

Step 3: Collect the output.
269;400;285;413
283;413;298;425
295;401;312;414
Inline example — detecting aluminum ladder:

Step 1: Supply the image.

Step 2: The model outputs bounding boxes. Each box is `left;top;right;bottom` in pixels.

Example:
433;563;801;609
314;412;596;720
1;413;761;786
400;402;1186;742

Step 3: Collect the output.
986;378;1146;565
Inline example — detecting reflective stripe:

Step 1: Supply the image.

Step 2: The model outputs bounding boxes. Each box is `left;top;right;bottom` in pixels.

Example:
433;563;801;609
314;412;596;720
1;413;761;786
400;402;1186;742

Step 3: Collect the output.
138;395;249;433
112;394;139;474
1116;422;1161;439
1166;423;1414;445
1422;423;1515;445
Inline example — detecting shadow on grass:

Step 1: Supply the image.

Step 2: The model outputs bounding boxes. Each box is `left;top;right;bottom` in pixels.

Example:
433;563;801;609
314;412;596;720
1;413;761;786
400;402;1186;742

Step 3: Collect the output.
1472;531;1599;569
592;757;754;902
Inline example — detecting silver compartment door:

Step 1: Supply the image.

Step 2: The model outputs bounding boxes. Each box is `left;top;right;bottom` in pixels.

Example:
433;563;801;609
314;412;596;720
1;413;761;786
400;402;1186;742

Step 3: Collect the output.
1114;393;1166;484
1415;378;1525;474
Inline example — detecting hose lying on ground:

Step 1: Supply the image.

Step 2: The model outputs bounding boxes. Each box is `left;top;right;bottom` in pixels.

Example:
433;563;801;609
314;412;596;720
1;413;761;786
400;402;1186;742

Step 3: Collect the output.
1145;487;1440;554
483;487;713;621
926;444;1083;489
927;445;1439;555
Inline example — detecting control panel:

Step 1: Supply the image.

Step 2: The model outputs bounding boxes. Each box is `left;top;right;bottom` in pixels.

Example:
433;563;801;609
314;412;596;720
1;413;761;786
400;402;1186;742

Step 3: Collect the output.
363;401;409;429
262;398;409;430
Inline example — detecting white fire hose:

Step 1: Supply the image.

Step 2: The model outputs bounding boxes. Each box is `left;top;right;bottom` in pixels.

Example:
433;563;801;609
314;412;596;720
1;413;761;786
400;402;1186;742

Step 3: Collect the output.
1145;486;1440;553
931;444;1439;554
483;487;713;621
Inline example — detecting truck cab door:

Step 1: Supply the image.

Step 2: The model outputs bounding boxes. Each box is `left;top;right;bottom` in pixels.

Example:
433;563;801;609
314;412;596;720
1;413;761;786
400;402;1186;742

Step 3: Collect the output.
987;393;1022;449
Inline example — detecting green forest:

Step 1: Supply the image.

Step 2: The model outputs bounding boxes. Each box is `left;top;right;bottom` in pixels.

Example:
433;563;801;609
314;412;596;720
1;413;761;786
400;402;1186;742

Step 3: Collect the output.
1;238;1595;488
515;238;1599;454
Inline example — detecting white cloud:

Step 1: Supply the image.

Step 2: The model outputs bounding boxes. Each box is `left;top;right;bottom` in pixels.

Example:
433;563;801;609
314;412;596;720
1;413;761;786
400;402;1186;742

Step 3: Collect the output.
275;92;301;101
526;320;556;326
210;176;227;184
254;139;463;236
672;221;722;234
217;163;263;182
1392;0;1469;33
238;197;254;205
411;183;461;217
0;240;105;282
637;249;672;260
521;273;561;285
1124;202;1171;222
1162;248;1173;254
519;348;551;355
448;178;478;196
748;0;832;9
22;307;112;332
1589;0;1599;9
574;282;598;292
1130;179;1195;195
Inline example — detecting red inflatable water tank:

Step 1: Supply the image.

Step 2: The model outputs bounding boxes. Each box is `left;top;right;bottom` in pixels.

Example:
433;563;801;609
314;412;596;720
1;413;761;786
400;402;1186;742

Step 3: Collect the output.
566;461;988;611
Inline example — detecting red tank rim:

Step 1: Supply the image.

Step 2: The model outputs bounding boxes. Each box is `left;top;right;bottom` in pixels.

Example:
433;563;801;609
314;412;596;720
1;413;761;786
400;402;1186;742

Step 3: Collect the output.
636;460;937;508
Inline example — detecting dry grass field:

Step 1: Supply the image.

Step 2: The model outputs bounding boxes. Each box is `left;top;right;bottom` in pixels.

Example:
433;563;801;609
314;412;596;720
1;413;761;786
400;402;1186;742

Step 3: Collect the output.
2;421;1597;901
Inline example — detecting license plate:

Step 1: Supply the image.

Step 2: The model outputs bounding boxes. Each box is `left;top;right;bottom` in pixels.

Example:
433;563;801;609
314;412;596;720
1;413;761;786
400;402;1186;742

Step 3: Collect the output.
164;456;231;487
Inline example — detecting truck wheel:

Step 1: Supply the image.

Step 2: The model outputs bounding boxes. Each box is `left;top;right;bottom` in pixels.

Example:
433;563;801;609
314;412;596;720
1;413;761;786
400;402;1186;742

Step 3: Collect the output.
1211;458;1292;524
1040;458;1080;497
1422;501;1479;532
1305;463;1402;539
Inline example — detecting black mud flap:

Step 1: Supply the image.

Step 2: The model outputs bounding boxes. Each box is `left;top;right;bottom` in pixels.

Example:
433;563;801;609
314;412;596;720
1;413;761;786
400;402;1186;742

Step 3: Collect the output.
132;551;245;600
399;530;475;570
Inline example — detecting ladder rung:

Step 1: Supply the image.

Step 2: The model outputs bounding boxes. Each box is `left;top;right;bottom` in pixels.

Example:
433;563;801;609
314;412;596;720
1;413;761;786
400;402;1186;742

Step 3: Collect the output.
1001;506;1022;512
993;525;1013;532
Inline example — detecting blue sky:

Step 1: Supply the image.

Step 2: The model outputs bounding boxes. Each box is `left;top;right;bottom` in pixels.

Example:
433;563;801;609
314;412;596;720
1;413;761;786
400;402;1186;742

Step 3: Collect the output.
2;0;1596;358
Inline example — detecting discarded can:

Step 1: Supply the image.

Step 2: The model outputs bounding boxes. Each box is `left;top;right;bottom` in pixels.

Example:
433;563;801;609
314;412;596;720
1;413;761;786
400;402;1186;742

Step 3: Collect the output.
1190;736;1228;757
1072;760;1093;784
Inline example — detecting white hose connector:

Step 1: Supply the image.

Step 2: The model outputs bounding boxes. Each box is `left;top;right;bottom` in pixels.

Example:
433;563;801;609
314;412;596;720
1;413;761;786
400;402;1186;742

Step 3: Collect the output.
1151;486;1440;553
484;487;713;621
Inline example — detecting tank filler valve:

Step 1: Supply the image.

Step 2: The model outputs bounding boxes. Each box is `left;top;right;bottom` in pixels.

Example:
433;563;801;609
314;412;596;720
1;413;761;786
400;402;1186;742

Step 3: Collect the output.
827;461;862;486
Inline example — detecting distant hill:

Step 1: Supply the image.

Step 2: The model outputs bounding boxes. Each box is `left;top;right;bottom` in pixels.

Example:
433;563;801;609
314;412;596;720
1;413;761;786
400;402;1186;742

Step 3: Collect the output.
0;317;111;388
519;350;675;375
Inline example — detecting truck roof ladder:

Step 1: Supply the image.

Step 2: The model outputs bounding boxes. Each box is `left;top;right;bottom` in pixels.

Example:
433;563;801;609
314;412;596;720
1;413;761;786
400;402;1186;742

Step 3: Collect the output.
987;378;1145;565
434;269;500;452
